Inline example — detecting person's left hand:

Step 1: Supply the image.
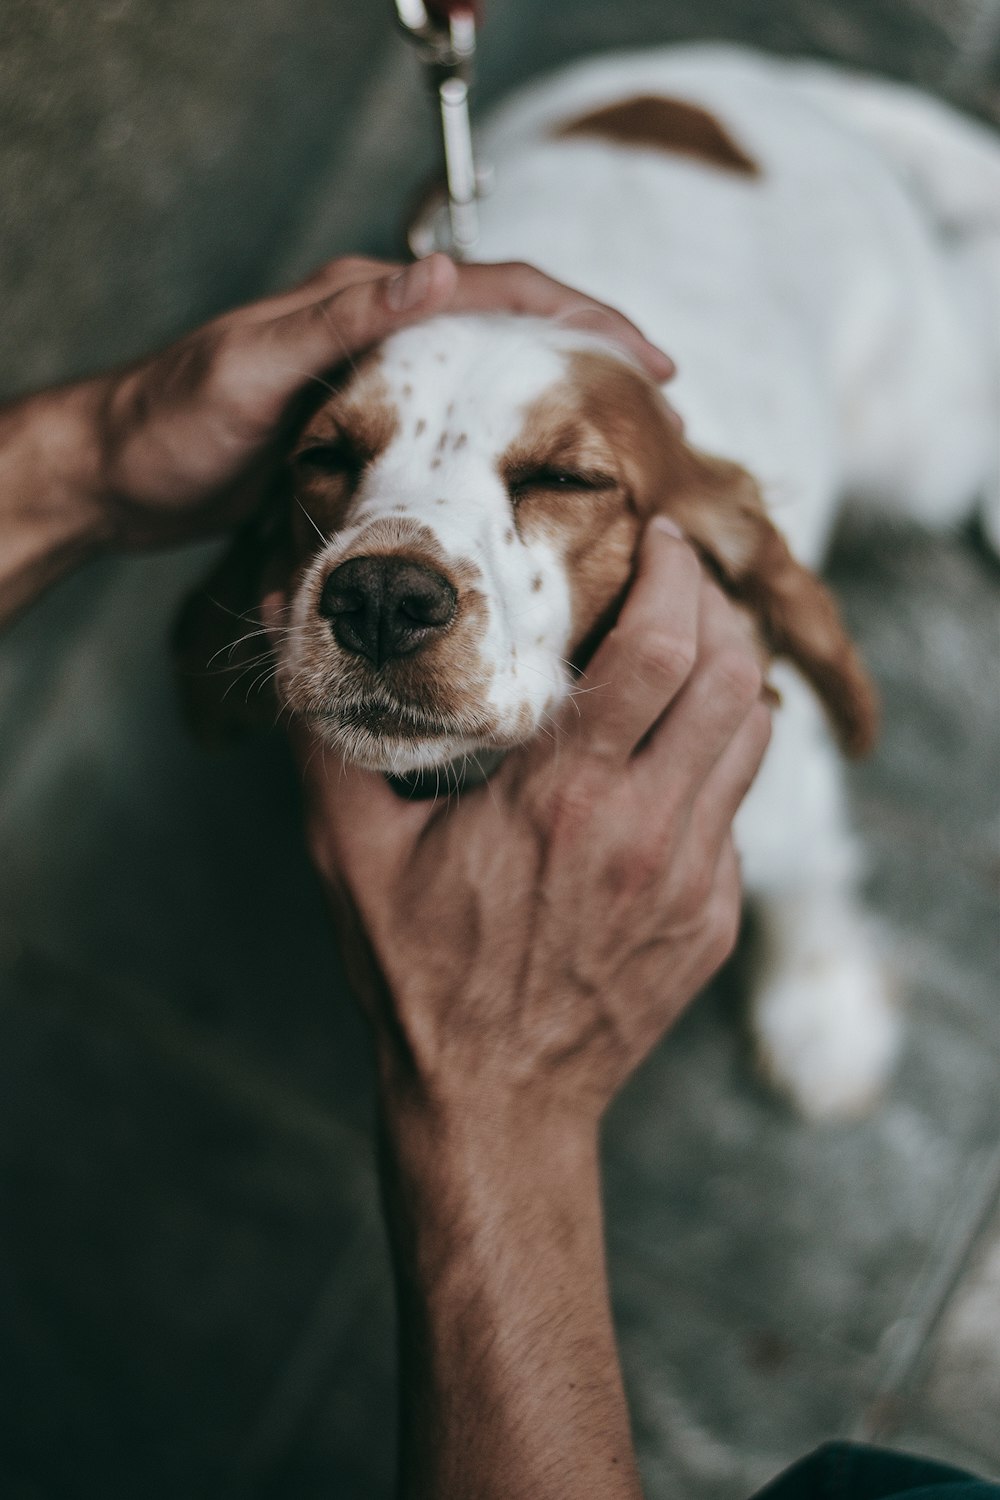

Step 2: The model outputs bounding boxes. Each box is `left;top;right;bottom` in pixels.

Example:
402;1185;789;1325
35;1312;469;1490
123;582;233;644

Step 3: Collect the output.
83;253;676;552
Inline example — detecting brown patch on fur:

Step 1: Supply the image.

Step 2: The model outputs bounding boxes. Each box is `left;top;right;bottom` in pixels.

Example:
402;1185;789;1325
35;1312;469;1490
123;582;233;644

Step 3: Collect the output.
289;358;400;546
295;358;398;463
453;433;467;451
557;94;760;177
655;448;878;756
415;418;426;437
504;350;876;757
175;358;406;745
501;358;651;661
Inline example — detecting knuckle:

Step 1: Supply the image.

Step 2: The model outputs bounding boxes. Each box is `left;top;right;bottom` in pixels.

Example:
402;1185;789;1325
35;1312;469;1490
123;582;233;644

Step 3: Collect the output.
322;283;368;341
547;766;603;836
709;646;764;706
631;631;696;689
334;253;378;279
202;330;241;393
612;843;663;896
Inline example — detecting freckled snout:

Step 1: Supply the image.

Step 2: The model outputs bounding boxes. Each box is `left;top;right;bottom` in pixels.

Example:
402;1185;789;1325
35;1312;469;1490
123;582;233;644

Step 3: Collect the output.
318;555;458;668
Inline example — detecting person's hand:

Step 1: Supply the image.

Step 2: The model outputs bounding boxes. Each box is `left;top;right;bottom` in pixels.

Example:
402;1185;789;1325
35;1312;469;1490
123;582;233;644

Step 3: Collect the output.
278;525;771;1500
0;253;675;625
290;521;771;1134
83;253;676;552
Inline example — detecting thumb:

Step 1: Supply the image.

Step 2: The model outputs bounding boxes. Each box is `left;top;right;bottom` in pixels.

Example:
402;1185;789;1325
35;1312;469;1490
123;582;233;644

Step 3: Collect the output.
260;252;460;380
290;723;437;888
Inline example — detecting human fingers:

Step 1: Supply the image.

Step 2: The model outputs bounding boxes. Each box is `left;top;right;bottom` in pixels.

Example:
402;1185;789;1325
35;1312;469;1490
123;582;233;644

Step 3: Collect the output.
288;720;436;890
632;574;764;802
216;256;401;329
685;698;772;860
445;261;676;382
696;835;745;981
242;253;462;383
564;519;702;766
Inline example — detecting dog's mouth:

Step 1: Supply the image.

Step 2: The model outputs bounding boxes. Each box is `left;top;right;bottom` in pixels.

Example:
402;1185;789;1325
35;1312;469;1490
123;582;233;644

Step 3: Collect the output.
330;699;453;741
303;692;508;774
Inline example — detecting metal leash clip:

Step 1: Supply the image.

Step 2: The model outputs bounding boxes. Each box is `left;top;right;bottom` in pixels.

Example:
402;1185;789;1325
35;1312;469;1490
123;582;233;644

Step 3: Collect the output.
394;0;488;260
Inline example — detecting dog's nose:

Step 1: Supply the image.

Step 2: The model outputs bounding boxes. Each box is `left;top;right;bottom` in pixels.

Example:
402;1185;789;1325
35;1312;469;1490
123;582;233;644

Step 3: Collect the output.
318;555;458;666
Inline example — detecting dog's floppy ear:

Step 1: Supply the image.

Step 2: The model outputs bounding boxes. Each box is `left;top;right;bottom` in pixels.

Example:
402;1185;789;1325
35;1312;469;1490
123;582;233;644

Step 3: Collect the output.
172;499;293;745
657;450;878;757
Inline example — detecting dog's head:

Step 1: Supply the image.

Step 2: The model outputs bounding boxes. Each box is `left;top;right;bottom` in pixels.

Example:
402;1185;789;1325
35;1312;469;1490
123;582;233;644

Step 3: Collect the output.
176;314;876;769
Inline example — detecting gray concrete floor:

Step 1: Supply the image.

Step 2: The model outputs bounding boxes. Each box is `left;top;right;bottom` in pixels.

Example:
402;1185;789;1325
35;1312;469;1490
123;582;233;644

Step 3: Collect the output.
1;3;999;1496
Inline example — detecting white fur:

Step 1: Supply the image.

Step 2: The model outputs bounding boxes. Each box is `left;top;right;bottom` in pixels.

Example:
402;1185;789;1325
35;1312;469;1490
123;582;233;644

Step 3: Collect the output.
476;45;998;544
281;318;597;772
471;46;998;1117
291;47;999;1115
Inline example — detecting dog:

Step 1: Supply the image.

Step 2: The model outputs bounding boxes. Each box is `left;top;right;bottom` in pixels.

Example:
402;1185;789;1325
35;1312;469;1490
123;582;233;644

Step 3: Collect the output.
176;46;1000;1119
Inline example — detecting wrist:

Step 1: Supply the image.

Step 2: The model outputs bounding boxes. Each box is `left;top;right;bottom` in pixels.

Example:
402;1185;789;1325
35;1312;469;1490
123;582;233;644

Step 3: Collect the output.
379;1083;603;1284
381;1080;599;1201
0;379;114;622
379;1077;641;1499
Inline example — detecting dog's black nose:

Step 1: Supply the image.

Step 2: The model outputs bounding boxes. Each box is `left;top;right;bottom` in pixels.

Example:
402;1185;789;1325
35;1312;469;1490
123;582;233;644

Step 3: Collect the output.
319;555;458;666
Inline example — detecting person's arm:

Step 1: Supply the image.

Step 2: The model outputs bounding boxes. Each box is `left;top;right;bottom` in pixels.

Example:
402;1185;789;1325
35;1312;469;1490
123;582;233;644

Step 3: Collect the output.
289;523;771;1498
0;381;109;622
0;254;673;627
383;1096;635;1497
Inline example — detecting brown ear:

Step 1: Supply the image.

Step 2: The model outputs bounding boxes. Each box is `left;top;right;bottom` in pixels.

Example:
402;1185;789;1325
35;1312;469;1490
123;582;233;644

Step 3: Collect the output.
172;502;293;745
659;451;878;757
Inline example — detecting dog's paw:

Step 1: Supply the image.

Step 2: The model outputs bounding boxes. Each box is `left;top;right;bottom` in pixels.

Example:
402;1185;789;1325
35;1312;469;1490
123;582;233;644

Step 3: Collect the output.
751;941;900;1121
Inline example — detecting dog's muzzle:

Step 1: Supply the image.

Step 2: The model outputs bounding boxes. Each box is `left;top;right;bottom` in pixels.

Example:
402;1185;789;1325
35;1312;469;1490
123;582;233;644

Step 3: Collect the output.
318;554;457;669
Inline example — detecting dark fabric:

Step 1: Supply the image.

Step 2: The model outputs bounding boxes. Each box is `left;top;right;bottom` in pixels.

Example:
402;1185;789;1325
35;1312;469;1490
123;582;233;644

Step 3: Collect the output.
752;1443;1000;1500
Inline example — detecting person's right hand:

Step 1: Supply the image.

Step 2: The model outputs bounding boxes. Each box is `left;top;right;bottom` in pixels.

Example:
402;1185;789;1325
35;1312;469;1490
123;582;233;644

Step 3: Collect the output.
289;520;772;1133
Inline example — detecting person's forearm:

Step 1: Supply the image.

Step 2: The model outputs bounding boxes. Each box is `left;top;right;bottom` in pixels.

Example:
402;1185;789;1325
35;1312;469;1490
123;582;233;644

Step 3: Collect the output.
380;1091;643;1500
0;383;110;625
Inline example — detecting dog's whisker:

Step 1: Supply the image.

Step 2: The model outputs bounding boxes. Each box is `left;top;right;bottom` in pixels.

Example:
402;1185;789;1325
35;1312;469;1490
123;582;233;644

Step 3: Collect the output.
204;627;283;668
294;494;329;547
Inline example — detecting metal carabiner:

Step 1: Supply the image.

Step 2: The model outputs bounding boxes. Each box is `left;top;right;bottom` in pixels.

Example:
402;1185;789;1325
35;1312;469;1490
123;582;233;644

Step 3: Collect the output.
394;0;483;260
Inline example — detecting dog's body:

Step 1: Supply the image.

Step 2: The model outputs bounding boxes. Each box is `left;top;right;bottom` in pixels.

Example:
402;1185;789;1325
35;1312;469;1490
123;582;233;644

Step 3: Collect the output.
180;47;1000;1118
487;47;999;533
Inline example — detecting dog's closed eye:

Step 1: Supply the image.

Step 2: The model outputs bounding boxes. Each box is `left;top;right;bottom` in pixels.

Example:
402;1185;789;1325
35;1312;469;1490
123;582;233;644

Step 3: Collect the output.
507;466;617;502
293;436;365;478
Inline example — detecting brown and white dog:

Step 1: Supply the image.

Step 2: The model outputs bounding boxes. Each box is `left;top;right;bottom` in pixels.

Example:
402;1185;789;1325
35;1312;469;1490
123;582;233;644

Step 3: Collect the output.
177;46;1000;1117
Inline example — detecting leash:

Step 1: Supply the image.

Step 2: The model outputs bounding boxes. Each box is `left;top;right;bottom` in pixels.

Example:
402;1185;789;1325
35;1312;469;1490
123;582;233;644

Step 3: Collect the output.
389;3;507;800
394;0;486;260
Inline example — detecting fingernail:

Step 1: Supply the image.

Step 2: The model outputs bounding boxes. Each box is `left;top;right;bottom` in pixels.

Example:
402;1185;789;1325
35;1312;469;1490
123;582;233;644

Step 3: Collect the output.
386;259;434;312
651;516;684;539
